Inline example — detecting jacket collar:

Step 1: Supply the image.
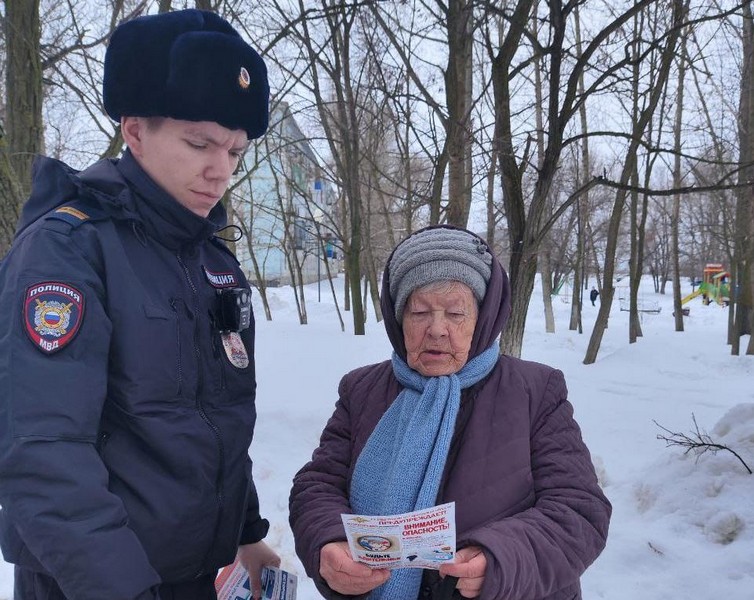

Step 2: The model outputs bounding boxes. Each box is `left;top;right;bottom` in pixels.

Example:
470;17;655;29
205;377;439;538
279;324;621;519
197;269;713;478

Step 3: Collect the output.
116;149;226;250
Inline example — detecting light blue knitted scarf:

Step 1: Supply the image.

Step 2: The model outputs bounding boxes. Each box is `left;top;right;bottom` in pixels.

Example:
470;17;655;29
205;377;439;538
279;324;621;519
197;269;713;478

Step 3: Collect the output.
349;344;499;600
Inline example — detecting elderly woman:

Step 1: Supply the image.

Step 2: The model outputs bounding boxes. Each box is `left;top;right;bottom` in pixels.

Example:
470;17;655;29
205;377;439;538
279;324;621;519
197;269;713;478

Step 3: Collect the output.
289;226;611;600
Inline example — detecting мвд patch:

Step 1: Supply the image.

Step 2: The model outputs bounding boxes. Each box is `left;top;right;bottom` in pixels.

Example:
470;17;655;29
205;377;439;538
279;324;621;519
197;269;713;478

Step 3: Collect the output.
23;282;85;354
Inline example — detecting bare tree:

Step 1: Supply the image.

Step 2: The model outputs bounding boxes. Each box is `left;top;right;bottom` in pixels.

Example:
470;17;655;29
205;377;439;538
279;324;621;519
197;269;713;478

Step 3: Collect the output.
286;0;369;333
584;0;687;364
645;198;673;293
732;0;754;354
671;16;689;332
444;0;474;226
484;0;667;357
368;1;484;227
568;2;589;333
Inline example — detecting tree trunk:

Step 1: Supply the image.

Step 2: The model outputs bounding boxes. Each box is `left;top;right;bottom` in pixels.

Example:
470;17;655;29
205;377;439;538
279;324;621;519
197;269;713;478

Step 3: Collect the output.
271;160;307;325
0;127;24;256
492;0;536;357
629;185;641;342
364;235;383;323
221;191;237;256
732;1;754;354
100;126;125;160
672;20;689;332
343;268;351;312
531;0;555;335
541;255;555;333
501;256;538;357
485;144;498;249
569;199;585;333
445;0;474;227
4;0;43;201
231;200;273;322
628;23;643;344
570;3;588;333
281;217;308;326
321;243;346;332
346;220;364;333
630;185;649;341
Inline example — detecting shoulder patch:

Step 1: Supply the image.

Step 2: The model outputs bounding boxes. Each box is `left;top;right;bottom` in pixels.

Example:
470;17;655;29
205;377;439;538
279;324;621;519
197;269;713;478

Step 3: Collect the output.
47;200;107;228
23;282;85;354
203;266;239;289
56;205;90;221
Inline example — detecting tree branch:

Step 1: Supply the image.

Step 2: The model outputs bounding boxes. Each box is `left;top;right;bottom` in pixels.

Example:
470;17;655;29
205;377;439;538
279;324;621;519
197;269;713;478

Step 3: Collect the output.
655;414;752;475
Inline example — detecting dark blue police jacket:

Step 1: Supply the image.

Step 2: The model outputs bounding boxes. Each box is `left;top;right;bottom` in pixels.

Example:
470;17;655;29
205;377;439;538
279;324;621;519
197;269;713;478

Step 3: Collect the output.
0;151;268;599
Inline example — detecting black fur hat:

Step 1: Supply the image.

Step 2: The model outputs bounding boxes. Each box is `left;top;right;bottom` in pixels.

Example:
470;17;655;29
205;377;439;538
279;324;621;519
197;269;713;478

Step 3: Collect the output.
104;9;269;139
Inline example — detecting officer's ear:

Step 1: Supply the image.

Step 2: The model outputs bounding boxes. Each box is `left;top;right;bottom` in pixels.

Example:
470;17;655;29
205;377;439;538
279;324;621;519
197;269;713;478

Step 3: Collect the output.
121;116;146;157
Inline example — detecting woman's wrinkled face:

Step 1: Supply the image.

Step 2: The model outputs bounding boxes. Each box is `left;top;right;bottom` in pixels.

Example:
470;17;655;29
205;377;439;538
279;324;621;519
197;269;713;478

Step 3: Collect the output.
402;282;478;377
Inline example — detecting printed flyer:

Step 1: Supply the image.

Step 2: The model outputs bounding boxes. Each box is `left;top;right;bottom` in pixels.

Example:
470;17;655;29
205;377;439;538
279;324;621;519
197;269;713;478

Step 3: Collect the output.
215;560;297;600
341;502;456;570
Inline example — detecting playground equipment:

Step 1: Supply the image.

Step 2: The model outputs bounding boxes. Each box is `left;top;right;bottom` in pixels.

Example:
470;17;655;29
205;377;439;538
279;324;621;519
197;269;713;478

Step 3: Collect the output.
681;263;730;306
617;287;661;314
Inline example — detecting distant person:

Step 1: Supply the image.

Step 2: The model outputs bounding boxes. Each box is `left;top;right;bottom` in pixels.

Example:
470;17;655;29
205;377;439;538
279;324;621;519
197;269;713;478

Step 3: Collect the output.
590;286;600;306
290;226;611;599
0;10;279;600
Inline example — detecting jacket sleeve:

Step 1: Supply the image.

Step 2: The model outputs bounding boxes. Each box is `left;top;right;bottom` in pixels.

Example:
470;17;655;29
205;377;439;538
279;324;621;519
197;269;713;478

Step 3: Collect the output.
460;369;611;600
288;373;368;600
0;223;161;600
239;460;270;545
235;276;270;547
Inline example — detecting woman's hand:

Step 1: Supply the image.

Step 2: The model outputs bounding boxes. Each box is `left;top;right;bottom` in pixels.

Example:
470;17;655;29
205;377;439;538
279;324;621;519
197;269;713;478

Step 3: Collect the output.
320;541;390;595
438;546;487;598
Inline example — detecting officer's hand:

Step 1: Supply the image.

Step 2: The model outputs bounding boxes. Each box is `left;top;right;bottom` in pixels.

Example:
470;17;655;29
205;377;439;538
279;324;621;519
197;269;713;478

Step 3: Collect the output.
320;541;390;595
237;540;281;600
438;545;487;598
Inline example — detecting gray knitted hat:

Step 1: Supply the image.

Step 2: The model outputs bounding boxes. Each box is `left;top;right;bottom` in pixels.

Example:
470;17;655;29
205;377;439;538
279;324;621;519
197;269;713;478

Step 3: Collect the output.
388;227;493;321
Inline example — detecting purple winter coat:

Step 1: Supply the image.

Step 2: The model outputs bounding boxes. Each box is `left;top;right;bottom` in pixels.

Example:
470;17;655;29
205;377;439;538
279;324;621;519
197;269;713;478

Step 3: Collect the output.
289;226;611;600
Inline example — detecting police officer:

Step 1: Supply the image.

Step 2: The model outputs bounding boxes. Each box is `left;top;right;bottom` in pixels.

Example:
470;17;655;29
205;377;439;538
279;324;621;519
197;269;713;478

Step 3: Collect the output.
0;10;279;600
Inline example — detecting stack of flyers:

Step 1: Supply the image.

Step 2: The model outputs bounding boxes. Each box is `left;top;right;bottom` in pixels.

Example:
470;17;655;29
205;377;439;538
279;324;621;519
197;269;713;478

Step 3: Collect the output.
215;559;297;600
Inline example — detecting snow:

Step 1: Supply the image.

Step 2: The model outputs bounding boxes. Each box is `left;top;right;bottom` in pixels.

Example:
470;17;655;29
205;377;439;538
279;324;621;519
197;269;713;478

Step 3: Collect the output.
1;275;752;599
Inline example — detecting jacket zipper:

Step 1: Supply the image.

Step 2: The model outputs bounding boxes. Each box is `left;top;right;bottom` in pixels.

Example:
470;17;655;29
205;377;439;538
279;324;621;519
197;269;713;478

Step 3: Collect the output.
169;298;184;397
177;251;226;575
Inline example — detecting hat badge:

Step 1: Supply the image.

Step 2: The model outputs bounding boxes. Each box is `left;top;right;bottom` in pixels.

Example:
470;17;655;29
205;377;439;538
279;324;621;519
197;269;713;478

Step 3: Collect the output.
238;67;251;90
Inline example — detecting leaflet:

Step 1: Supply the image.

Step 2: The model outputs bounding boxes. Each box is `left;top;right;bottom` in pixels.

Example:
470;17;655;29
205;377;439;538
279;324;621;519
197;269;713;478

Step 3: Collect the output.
215;560;297;600
341;502;456;570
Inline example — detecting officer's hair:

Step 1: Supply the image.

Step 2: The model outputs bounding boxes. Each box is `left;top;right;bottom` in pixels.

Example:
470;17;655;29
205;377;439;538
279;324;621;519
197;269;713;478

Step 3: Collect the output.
144;116;166;131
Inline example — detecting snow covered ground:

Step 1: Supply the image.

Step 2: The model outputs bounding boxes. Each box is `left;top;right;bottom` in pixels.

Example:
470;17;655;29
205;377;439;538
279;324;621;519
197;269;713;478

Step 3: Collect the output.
1;275;752;599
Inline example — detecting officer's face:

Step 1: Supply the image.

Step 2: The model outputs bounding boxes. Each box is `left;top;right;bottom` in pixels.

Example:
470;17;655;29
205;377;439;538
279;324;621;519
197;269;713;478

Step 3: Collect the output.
123;117;249;218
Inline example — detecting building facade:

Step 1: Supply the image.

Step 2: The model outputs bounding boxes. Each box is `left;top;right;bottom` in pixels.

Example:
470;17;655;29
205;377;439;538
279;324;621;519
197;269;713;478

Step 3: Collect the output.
232;102;338;287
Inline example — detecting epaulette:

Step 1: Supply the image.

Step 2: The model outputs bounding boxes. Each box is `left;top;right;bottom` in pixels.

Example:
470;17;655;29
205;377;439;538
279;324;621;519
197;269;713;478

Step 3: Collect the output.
46;199;109;229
